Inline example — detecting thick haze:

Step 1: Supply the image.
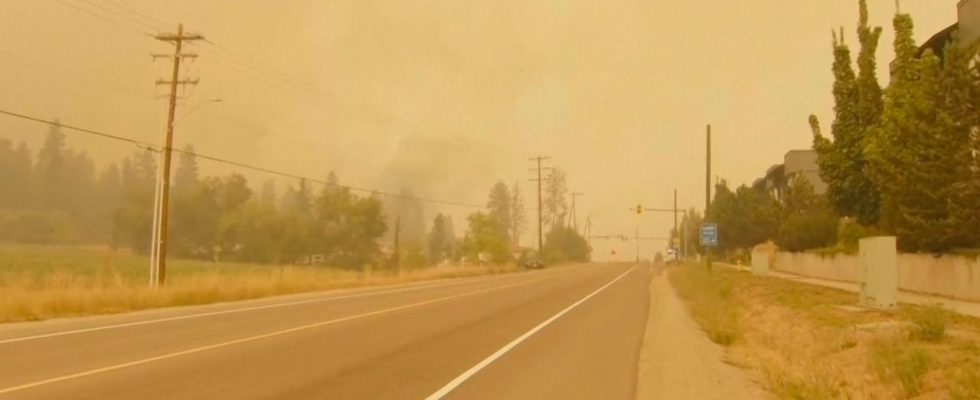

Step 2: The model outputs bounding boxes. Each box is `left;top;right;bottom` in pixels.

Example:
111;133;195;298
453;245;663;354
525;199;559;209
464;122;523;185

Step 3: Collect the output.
0;1;957;260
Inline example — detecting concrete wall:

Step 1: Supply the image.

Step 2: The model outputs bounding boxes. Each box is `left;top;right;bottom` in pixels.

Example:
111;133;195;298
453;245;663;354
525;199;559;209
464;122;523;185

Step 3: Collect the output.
960;0;980;46
772;252;859;283
771;251;980;302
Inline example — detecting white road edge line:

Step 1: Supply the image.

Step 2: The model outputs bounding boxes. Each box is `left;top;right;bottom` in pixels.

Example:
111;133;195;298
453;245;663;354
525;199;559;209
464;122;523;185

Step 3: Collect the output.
0;269;557;345
424;266;636;400
0;277;549;396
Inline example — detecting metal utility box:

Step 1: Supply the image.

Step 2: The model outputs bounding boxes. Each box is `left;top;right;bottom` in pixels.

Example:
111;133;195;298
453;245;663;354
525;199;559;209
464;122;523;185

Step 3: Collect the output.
750;243;776;276
859;236;898;309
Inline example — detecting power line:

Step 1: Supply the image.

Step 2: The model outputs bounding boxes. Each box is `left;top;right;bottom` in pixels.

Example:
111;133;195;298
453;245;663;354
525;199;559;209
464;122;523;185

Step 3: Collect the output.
0;49;156;102
0;109;153;148
98;0;171;30
46;2;505;145
76;0;165;32
52;0;155;37
178;149;484;209
0;108;484;209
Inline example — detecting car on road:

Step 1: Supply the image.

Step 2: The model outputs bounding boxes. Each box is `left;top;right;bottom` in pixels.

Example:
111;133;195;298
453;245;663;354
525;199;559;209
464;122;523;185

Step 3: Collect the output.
522;258;545;269
517;251;545;269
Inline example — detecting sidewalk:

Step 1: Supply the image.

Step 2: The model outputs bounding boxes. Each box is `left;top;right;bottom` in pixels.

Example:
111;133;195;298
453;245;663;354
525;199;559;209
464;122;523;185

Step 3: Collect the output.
713;261;980;318
636;270;771;400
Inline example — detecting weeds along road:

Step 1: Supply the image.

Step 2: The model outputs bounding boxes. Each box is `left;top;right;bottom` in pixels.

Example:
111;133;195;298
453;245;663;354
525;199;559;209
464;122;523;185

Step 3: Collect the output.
0;263;651;400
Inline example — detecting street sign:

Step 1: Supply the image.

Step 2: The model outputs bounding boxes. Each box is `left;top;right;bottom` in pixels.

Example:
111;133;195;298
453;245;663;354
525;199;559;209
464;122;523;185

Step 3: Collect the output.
700;223;718;247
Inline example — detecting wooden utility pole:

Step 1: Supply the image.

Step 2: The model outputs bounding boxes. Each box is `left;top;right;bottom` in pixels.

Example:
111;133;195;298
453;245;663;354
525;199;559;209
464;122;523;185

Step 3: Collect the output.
705;124;713;272
152;24;203;286
529;156;551;254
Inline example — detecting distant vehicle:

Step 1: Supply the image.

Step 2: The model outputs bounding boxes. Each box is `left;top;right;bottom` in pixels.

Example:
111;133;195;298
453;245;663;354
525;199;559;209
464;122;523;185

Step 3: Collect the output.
522;258;545;269
517;251;544;269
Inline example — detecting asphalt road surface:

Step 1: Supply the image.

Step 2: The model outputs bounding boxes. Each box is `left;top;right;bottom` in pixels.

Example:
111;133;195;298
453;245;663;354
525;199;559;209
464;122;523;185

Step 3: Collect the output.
0;263;651;399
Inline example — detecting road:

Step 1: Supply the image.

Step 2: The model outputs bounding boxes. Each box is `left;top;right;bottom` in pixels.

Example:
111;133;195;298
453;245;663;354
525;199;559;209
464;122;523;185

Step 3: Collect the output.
0;263;651;400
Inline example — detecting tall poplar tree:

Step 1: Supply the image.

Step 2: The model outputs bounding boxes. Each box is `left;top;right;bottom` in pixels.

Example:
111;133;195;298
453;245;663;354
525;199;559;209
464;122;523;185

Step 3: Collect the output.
865;11;919;239
811;0;882;225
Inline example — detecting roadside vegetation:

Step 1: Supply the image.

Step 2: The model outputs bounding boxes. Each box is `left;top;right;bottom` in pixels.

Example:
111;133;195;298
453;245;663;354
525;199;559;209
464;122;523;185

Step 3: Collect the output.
0;118;589;324
0;242;522;323
669;265;980;399
670;0;980;262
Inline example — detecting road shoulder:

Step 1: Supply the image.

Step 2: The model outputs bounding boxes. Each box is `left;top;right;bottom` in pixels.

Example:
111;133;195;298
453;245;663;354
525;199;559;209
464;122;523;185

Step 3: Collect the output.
635;268;770;400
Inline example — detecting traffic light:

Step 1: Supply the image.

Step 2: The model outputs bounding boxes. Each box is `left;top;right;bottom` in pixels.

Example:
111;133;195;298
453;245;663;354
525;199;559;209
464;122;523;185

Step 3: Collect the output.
636;204;643;215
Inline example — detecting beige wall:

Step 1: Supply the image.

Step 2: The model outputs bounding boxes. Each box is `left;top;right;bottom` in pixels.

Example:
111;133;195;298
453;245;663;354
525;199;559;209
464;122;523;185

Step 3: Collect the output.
960;0;980;46
771;252;980;302
783;150;827;195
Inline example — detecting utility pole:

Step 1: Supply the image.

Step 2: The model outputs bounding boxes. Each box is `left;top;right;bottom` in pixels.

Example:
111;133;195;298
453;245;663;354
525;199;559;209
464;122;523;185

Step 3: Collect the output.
529;156;551;254
705;124;712;272
152;24;203;287
569;192;583;232
673;188;678;257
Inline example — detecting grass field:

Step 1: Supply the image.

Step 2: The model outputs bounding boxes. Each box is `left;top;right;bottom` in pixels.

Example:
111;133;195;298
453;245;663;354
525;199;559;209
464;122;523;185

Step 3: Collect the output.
669;265;980;400
0;242;521;323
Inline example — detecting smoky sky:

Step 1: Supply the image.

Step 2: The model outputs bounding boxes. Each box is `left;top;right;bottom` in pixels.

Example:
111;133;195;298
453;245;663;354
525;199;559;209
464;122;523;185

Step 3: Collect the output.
0;0;958;260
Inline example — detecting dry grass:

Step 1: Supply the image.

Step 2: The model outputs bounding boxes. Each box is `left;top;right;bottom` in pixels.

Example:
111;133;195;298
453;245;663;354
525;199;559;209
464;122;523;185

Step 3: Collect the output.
668;264;980;400
0;242;522;323
871;334;931;398
668;266;740;346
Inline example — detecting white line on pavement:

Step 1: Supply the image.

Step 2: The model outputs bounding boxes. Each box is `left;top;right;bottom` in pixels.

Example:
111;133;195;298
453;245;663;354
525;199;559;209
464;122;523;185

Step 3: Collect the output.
0;276;550;396
0;269;562;345
424;266;636;400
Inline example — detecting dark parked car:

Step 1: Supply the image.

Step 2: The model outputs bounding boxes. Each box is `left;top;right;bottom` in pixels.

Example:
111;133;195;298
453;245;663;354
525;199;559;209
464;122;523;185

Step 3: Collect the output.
517;251;545;269
522;258;545;269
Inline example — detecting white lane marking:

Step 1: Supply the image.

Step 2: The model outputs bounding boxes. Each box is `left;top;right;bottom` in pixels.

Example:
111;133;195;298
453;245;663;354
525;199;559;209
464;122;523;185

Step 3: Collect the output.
424;266;636;400
0;276;549;396
0;270;552;345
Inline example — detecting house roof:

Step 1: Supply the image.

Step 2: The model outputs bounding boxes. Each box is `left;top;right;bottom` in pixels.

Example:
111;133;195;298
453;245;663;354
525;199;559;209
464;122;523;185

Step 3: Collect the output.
917;23;959;59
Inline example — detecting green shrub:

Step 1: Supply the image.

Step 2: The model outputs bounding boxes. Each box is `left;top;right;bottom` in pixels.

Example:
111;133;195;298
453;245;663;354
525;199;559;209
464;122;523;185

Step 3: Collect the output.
776;209;837;252
909;304;948;342
542;226;590;264
836;218;869;254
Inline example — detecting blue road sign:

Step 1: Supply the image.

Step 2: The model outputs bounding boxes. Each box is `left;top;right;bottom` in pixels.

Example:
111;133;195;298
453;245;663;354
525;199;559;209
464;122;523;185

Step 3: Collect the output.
700;223;718;247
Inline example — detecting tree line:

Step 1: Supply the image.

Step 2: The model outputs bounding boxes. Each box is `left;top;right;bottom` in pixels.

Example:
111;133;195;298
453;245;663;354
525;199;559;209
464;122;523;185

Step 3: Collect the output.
0;126;387;268
688;1;980;256
1;125;590;267
812;0;980;253
454;170;589;265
